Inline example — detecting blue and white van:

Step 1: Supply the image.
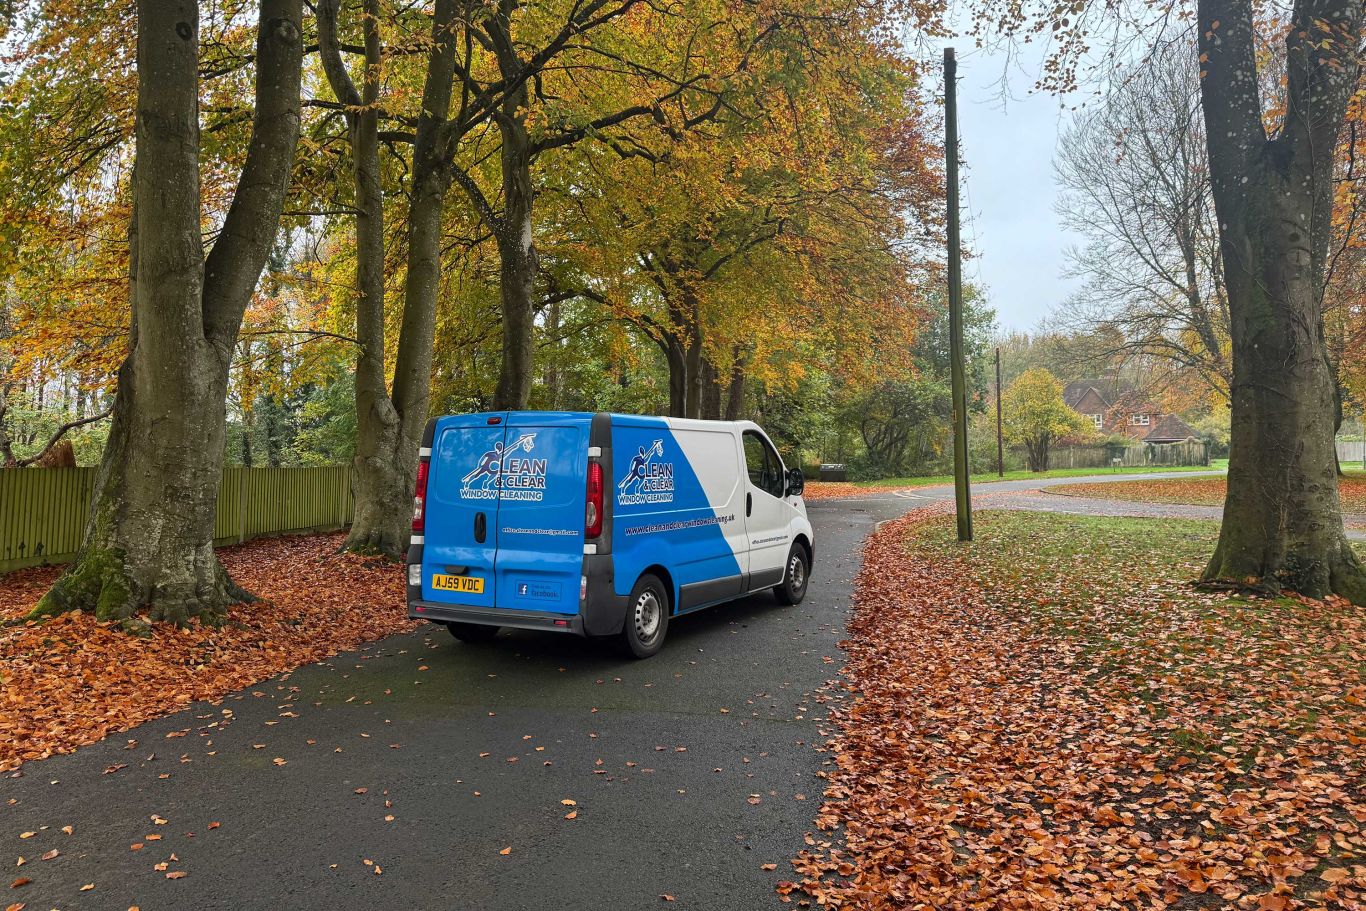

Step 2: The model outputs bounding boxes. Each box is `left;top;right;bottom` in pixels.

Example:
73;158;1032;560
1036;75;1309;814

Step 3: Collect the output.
406;412;813;657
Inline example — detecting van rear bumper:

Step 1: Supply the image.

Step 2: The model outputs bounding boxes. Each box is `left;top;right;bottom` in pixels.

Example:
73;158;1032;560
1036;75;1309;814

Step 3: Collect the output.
409;600;584;634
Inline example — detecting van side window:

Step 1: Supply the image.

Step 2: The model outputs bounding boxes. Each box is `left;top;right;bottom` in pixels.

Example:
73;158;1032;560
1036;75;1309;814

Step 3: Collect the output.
743;431;785;499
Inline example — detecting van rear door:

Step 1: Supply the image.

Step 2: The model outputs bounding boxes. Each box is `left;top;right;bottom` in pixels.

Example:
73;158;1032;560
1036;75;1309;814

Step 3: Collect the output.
491;413;588;616
422;414;507;608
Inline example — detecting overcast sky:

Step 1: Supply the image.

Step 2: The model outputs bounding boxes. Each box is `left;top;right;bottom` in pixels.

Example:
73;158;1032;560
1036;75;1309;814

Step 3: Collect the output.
927;42;1089;333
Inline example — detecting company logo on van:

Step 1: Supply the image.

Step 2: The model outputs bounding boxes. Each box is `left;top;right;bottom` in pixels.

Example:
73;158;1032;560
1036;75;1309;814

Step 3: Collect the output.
461;432;547;501
617;438;674;505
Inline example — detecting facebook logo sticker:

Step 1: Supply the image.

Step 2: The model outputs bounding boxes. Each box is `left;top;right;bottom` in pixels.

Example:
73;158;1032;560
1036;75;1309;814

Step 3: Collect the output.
514;580;561;601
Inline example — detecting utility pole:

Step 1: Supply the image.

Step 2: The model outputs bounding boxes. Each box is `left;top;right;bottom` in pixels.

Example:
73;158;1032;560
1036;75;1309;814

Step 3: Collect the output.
950;48;972;540
995;346;1004;477
945;47;972;541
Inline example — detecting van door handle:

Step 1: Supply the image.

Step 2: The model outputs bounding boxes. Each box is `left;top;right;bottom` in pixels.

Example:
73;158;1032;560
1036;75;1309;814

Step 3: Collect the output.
746;493;752;517
474;512;487;543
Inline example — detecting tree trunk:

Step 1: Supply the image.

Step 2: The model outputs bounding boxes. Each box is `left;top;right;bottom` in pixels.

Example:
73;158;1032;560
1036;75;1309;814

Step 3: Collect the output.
321;0;455;557
684;337;703;420
240;403;255;467
700;358;722;420
1026;435;1050;472
1197;0;1366;601
320;0;403;556
724;355;746;421
34;0;303;626
492;96;537;410
665;340;687;417
681;290;705;420
544;294;562;408
0;385;15;466
1202;184;1366;599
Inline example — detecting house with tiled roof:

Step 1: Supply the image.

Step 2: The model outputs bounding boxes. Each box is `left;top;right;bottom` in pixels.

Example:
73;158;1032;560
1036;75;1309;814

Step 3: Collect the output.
1141;413;1200;444
1061;378;1196;443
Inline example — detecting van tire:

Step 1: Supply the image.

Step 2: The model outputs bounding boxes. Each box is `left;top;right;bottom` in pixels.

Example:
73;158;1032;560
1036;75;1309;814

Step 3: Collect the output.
774;543;809;606
446;621;499;643
621;574;670;658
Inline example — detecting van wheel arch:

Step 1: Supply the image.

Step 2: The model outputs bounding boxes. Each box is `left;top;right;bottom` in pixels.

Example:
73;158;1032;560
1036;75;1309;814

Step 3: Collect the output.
638;565;676;615
793;534;813;570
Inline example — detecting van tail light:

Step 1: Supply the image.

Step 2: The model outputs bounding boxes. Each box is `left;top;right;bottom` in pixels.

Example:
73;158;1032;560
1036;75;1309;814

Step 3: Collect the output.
585;462;604;538
412;460;430;532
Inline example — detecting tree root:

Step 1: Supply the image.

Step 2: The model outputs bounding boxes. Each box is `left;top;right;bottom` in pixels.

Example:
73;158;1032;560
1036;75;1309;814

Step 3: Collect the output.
340;526;405;561
28;547;254;629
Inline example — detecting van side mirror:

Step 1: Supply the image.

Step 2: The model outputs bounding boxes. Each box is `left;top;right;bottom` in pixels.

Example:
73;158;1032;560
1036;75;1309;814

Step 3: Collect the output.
786;467;805;497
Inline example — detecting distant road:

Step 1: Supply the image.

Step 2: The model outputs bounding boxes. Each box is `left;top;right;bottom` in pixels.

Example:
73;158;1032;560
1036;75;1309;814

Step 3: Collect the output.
808;469;1366;540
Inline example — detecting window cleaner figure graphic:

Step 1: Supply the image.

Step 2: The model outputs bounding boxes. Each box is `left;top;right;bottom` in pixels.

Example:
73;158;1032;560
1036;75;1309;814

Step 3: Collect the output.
619;439;664;494
463;433;536;490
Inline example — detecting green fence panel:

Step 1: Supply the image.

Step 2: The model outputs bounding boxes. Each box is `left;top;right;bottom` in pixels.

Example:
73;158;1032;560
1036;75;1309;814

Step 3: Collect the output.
1;465;354;573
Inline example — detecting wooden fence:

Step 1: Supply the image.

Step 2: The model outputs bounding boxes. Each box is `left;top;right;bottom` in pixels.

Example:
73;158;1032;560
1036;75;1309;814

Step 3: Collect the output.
1038;441;1209;471
0;465;354;573
1336;440;1366;466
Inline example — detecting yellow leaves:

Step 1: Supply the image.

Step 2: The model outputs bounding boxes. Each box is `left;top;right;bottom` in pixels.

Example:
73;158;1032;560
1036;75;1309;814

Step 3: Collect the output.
1002;368;1096;451
498;846;512;856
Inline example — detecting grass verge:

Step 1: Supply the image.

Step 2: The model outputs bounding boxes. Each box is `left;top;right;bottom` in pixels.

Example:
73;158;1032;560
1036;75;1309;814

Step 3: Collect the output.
863;463;1222;487
1048;473;1366;514
803;465;1223;502
791;510;1365;909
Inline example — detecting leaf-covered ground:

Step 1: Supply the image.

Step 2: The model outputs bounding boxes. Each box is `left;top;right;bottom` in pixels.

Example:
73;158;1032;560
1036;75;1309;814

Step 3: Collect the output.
792;510;1365;909
803;482;921;501
0;533;412;771
1049;475;1366;515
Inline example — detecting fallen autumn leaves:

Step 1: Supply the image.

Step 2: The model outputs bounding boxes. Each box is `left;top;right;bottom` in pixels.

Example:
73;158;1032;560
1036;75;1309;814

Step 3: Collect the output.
802;482;921;502
1048;475;1366;515
0;533;413;771
794;510;1365;910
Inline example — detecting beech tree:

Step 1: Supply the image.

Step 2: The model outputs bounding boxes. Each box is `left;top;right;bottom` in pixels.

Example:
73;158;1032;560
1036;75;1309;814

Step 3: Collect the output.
307;0;757;554
975;0;1366;600
551;2;941;420
1197;0;1365;598
439;0;731;411
315;0;459;557
32;0;304;624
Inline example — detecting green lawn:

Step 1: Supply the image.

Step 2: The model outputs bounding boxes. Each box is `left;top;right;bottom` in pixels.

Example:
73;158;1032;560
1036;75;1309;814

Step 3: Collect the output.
857;462;1222;488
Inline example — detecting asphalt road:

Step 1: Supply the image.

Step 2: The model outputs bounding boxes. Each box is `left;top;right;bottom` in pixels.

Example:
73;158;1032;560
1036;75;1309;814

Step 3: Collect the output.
3;495;919;911
845;469;1366;539
826;468;1227;505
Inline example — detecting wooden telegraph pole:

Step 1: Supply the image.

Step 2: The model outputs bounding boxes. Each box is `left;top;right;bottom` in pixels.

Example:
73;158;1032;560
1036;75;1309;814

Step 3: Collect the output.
995;346;1004;477
945;47;973;541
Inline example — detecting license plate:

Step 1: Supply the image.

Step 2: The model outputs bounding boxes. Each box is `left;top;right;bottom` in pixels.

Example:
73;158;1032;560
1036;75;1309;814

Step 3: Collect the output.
431;573;485;594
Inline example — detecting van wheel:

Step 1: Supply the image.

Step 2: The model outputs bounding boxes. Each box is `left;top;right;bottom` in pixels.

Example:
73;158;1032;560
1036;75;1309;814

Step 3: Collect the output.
621;574;670;659
775;544;809;606
446;622;499;643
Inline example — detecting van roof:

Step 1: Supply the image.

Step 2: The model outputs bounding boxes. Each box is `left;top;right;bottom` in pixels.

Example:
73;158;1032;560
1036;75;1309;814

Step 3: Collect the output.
434;411;757;425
